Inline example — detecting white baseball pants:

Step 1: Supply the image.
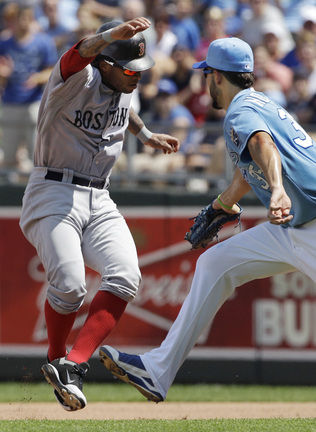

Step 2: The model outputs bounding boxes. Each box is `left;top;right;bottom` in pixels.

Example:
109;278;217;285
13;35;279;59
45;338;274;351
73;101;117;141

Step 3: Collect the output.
20;168;141;314
141;218;316;399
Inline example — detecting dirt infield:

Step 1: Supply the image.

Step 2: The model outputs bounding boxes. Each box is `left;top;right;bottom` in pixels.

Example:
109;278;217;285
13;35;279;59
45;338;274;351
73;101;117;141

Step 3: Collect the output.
1;402;316;420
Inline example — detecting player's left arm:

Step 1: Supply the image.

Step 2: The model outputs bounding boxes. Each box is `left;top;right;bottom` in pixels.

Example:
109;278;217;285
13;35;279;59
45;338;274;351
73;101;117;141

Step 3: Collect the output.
247;131;293;225
128;107;180;154
212;167;251;213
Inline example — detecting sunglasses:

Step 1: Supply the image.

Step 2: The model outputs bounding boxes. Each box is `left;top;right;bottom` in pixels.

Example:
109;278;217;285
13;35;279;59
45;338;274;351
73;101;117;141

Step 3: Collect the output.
203;67;214;79
122;68;138;76
103;59;138;76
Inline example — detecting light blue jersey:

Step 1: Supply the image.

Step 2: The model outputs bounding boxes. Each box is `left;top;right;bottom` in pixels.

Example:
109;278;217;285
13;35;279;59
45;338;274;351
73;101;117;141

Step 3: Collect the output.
224;88;316;227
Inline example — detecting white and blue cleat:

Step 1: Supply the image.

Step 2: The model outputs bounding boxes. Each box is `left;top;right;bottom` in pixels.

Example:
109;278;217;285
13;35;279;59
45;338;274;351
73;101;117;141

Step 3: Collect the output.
99;345;163;403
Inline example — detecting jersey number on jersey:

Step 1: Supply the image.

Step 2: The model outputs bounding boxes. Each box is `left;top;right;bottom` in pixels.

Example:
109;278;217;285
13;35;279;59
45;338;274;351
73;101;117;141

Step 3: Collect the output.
278;108;313;149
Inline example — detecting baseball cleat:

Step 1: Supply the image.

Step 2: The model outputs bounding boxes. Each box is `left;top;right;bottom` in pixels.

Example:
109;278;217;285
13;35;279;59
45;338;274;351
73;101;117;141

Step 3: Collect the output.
99;345;163;403
46;354;72;410
41;357;89;411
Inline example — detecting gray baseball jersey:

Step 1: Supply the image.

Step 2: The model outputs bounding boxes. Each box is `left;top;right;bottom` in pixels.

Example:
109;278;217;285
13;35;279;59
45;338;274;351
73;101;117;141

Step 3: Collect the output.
35;49;132;180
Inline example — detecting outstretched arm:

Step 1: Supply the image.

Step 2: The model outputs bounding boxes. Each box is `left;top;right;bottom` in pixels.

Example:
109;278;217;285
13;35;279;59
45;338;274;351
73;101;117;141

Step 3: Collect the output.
78;17;151;57
128;108;180;154
247;131;293;225
60;18;151;81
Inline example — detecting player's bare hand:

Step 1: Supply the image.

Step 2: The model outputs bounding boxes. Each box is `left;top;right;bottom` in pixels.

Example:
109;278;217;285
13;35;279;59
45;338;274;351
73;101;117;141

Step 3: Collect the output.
111;18;151;40
268;187;293;225
145;133;180;154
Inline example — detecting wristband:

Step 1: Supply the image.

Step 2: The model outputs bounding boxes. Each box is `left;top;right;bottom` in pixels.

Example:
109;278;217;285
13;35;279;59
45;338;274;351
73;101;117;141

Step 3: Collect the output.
101;29;114;43
217;194;234;211
136;126;153;144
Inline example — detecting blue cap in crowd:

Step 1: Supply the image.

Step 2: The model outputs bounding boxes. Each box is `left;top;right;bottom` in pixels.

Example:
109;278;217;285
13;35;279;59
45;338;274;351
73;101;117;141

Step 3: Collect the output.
193;37;254;73
157;78;178;95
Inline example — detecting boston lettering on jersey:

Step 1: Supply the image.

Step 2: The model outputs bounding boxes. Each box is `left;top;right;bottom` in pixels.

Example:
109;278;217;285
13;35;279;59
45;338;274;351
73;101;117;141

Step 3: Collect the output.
73;107;128;130
73;110;104;130
108;107;128;128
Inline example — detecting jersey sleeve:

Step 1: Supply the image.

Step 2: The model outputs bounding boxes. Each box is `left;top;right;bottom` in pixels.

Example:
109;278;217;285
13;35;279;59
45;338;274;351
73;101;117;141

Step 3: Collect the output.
225;106;272;163
60;41;96;81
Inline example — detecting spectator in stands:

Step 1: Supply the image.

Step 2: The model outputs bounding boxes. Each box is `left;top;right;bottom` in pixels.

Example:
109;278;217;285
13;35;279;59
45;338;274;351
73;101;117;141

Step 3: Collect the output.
151;79;225;191
195;6;227;62
138;42;193;116
38;0;73;57
254;45;293;96
162;42;214;125
0;3;19;39
147;12;178;59
300;4;316;37
291;33;316;96
152;78;196;153
281;29;315;70
185;134;226;192
261;22;284;62
132;78;195;177
80;0;120;21
77;3;103;34
36;0;80;32
196;0;241;36
121;0;146;22
62;4;102;51
286;71;313;121
169;0;200;52
0;4;57;174
182;70;211;124
281;0;315;34
241;0;294;57
169;44;196;103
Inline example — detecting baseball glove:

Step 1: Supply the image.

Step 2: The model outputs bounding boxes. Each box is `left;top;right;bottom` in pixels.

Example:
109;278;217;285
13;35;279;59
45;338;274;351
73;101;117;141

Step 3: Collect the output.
185;202;242;249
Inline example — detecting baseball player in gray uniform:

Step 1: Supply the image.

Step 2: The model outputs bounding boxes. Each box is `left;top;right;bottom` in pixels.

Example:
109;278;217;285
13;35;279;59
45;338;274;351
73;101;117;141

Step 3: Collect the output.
19;17;179;411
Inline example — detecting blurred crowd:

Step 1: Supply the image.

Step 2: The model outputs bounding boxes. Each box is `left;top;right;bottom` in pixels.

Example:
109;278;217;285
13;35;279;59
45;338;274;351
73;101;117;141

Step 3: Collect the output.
0;0;315;189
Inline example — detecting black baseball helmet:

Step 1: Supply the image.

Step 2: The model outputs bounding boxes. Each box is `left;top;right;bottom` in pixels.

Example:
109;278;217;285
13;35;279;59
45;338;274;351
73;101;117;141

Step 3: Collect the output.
96;20;155;72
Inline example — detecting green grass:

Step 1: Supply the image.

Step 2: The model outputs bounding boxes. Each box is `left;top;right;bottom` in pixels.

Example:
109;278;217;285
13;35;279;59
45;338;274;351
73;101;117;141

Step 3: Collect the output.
1;419;316;432
2;383;316;432
1;382;316;403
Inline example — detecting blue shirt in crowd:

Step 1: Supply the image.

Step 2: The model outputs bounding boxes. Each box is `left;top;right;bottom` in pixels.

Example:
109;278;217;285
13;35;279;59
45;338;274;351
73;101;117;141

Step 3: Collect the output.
0;32;57;104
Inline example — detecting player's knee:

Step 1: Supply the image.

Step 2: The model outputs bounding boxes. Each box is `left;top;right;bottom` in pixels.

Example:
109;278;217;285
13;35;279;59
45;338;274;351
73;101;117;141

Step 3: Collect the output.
196;245;238;298
195;244;233;284
101;267;141;302
196;246;217;271
46;264;87;313
46;280;87;314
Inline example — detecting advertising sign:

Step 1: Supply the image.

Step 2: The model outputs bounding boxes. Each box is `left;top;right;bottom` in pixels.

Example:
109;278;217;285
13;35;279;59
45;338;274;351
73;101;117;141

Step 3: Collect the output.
1;207;316;361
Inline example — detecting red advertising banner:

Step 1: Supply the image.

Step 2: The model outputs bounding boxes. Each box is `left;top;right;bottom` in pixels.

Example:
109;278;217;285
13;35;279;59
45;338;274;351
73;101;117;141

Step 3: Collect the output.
1;206;316;360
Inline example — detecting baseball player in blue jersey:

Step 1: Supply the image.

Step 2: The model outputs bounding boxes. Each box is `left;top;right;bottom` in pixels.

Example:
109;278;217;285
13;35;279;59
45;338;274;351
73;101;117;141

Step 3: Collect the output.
100;37;316;402
19;17;179;411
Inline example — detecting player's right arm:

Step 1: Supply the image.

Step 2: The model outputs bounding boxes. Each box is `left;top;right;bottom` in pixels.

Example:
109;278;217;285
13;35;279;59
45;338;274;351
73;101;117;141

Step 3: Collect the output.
247;131;293;225
60;18;151;81
78;17;151;57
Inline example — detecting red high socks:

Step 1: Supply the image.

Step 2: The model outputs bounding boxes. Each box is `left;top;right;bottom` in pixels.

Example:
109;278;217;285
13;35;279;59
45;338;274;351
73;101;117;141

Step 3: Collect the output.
45;300;77;362
67;291;127;364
